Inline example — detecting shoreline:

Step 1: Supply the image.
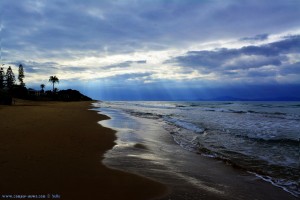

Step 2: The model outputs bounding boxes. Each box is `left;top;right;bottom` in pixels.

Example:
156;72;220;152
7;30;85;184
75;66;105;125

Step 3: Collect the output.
97;104;299;200
0;100;167;200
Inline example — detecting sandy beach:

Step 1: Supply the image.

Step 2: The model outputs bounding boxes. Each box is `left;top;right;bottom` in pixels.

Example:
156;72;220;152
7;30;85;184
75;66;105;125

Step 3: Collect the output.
0;100;167;200
1;100;298;200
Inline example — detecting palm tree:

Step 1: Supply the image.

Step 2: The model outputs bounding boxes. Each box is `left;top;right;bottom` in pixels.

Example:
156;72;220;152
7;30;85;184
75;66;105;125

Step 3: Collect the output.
40;84;45;93
49;76;59;92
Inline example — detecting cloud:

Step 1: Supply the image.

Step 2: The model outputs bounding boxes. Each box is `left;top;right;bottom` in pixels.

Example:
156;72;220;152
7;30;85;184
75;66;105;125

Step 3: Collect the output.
8;61;59;74
167;35;300;75
1;0;300;100
2;0;300;59
280;62;300;75
240;34;269;41
105;72;152;82
101;60;147;70
246;68;277;78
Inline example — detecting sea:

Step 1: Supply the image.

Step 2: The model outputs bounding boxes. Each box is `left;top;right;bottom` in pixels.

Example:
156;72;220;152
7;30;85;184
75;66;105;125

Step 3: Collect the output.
93;101;300;198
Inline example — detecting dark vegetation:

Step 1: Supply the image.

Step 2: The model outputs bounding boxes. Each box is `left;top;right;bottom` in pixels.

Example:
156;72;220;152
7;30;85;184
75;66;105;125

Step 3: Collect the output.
0;64;92;105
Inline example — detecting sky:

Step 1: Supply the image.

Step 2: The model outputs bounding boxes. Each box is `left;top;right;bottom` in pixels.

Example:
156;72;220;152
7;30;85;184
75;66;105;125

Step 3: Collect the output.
0;0;300;100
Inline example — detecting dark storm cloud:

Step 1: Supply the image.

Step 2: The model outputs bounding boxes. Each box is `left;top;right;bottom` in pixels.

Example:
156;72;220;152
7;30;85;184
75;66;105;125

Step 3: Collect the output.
2;0;300;57
167;35;300;76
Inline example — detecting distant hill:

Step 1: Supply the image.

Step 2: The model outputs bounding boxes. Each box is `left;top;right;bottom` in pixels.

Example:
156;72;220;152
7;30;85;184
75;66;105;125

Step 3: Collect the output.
56;89;93;101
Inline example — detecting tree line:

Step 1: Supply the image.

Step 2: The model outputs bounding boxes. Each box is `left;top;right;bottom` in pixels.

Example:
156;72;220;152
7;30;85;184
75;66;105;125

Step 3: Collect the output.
0;64;92;105
0;64;24;90
0;64;59;92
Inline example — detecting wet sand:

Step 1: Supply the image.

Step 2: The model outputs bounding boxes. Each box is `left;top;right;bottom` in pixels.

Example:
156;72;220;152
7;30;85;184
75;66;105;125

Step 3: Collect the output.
0;100;167;200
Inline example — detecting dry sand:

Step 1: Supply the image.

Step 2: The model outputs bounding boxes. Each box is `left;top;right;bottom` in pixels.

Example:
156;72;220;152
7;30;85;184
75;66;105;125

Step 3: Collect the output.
0;100;167;200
